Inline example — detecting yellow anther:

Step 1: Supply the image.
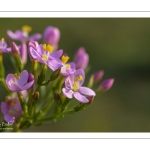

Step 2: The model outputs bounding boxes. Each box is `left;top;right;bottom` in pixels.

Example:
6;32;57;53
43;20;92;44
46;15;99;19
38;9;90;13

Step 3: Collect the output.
22;25;32;32
13;73;20;80
73;81;79;91
42;54;48;61
77;75;83;81
61;55;70;64
47;44;53;53
1;38;4;43
43;44;53;53
66;64;70;69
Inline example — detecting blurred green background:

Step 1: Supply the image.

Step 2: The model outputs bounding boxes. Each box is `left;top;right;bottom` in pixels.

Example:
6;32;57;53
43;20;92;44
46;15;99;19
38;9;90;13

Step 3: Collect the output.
0;18;150;132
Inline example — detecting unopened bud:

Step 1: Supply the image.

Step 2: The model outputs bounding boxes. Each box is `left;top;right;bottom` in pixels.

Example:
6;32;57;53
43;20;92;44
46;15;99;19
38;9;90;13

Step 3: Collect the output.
54;92;62;107
88;75;94;88
20;42;27;64
50;68;61;81
32;92;39;100
99;78;114;92
11;42;20;55
87;96;94;104
93;70;104;82
27;73;35;91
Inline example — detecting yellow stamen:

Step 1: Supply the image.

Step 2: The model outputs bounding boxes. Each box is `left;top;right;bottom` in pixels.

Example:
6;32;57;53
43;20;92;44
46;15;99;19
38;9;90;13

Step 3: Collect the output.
66;64;70;69
43;44;53;53
77;75;83;81
22;25;32;32
73;81;79;91
61;55;70;64
42;54;48;61
13;73;20;80
1;38;4;43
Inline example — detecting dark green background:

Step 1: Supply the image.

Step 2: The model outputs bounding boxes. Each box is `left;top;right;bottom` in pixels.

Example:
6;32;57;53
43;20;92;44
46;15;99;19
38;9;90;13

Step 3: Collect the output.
0;18;150;132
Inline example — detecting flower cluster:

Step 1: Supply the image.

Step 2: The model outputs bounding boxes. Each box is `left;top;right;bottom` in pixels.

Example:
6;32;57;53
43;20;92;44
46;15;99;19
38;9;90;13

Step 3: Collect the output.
0;25;114;131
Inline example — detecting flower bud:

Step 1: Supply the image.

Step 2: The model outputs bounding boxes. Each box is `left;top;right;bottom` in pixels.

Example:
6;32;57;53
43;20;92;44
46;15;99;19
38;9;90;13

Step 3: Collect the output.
32;92;39;100
20;42;27;64
43;26;60;50
27;73;35;91
50;68;61;81
54;92;62;107
99;78;114;92
74;47;89;70
93;70;104;82
87;96;94;104
11;42;20;55
87;75;94;88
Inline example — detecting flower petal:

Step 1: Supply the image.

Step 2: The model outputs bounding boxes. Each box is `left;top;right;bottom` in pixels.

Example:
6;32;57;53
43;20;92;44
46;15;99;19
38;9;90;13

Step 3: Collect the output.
21;80;34;91
79;87;96;96
4;114;15;123
0;102;8;114
7;30;24;40
50;49;63;59
65;75;74;89
12;104;22;117
29;34;42;41
74;69;85;86
62;88;74;98
30;47;46;64
73;92;89;103
47;59;63;71
6;74;22;92
18;70;28;86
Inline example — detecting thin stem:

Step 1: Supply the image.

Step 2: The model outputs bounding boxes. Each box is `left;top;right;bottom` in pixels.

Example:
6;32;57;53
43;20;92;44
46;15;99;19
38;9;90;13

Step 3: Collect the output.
31;60;38;80
17;92;28;115
0;78;11;95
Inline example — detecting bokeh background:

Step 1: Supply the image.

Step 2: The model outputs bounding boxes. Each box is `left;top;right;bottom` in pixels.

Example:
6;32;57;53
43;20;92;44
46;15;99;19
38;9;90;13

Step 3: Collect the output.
0;18;150;132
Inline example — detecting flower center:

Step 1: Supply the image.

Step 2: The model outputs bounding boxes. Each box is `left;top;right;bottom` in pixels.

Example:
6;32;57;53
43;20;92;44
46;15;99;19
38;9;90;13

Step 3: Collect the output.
72;75;83;91
13;73;20;80
61;55;69;64
43;44;53;53
9;109;19;116
66;64;70;69
10;100;18;107
42;54;48;61
22;25;32;32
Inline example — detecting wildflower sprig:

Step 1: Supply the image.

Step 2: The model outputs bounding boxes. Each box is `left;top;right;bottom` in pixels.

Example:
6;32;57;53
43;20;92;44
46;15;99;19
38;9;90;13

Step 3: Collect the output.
0;25;114;132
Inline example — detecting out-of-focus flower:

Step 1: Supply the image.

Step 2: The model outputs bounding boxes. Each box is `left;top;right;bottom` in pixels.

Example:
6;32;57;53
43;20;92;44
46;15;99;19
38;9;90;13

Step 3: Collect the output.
7;25;42;42
0;98;22;123
11;42;27;65
30;44;63;71
99;78;114;92
62;69;96;103
74;47;89;70
43;26;60;50
60;55;76;76
20;42;27;65
0;38;11;53
6;70;34;92
93;70;104;82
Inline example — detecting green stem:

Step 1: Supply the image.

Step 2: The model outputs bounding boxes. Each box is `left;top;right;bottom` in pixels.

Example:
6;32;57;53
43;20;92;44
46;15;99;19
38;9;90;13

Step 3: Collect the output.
17;92;28;114
35;98;54;121
0;78;11;95
37;109;75;123
31;60;38;80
